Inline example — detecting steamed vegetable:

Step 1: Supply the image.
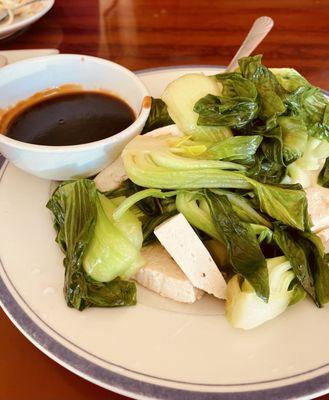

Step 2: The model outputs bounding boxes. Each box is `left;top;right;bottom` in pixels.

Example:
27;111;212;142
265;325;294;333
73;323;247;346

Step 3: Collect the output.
142;98;173;134
215;71;258;99
287;137;329;187
285;86;328;131
270;68;309;92
273;224;329;307
238;55;286;119
282;81;329;187
206;135;262;163
111;189;172;221
194;93;258;129
47;179;139;310
176;191;223;242
318;157;329;187
278;116;308;164
226;256;305;330
245;179;309;231
122;133;309;230
113;181;326;311
83;193;144;282
210;189;271;228
122;134;250;189
205;191;269;301
161;73;233;141
116;187;270;300
194;72;258;129
176;189;271;241
189;58;290;185
190;55;329;188
103;179;178;246
158;189;269;244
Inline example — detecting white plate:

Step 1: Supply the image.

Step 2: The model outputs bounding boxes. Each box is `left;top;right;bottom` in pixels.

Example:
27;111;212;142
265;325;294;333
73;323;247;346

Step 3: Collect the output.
0;0;54;40
1;66;329;400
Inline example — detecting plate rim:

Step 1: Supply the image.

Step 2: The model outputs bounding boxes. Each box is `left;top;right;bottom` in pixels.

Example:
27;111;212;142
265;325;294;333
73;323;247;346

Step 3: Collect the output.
0;65;329;400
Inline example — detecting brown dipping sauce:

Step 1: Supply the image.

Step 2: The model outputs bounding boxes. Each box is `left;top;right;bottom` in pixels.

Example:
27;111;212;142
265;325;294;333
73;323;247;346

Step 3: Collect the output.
1;89;135;146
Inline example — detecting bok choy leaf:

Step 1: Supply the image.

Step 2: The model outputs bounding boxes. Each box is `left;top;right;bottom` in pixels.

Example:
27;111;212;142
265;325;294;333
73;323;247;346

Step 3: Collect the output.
246;179;309;230
122;133;309;230
215;72;258;99
142;98;173;134
206;135;263;162
122;134;251;189
210;189;272;228
193;73;258;130
104;179;178;246
318;157;329;187
162;73;233;141
83;193;144;282
278;116;308;165
273;223;329;307
176;191;223;242
226;256;305;329
194;72;258;129
284;86;329;141
238;55;286;119
204;190;269;301
287;136;329;187
194;94;258;129
271;68;310;92
47;179;137;311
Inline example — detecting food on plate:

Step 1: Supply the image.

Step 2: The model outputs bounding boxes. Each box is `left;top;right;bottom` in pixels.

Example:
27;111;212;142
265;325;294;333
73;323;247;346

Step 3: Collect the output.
48;55;329;329
161;73;232;141
318;228;329;253
305;185;329;232
47;179;138;310
0;0;45;25
226;256;306;329
154;213;227;299
0;88;135;146
136;243;204;303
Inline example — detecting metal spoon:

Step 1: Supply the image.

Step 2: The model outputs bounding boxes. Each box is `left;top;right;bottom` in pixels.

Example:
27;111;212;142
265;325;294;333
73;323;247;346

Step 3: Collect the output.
226;16;274;72
0;0;46;23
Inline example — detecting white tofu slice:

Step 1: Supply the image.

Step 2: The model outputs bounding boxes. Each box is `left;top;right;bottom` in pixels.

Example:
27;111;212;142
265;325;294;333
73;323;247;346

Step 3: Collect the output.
305;186;329;232
154;213;227;299
94;156;127;192
135;243;203;303
317;228;329;253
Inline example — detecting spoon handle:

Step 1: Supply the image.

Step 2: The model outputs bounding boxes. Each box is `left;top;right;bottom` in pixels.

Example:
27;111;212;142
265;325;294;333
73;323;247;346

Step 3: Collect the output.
226;16;274;72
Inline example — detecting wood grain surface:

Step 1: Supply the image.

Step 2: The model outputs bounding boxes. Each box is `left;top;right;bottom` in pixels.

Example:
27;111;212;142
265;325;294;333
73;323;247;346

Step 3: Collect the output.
0;0;329;399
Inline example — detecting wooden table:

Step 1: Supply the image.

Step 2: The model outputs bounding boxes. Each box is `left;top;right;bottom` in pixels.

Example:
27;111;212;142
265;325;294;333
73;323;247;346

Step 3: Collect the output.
0;1;328;399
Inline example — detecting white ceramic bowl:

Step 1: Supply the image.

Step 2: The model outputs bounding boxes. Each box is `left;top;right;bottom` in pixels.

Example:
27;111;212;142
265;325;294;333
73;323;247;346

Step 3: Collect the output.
0;54;150;180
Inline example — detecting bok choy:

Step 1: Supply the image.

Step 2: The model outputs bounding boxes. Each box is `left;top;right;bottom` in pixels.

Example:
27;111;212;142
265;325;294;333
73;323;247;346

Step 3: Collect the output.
226;256;305;330
194;72;258;129
161;73;233;141
122;133;250;189
83;193;144;282
204;191;269;301
47;179;141;310
122;132;309;230
273;224;329;307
